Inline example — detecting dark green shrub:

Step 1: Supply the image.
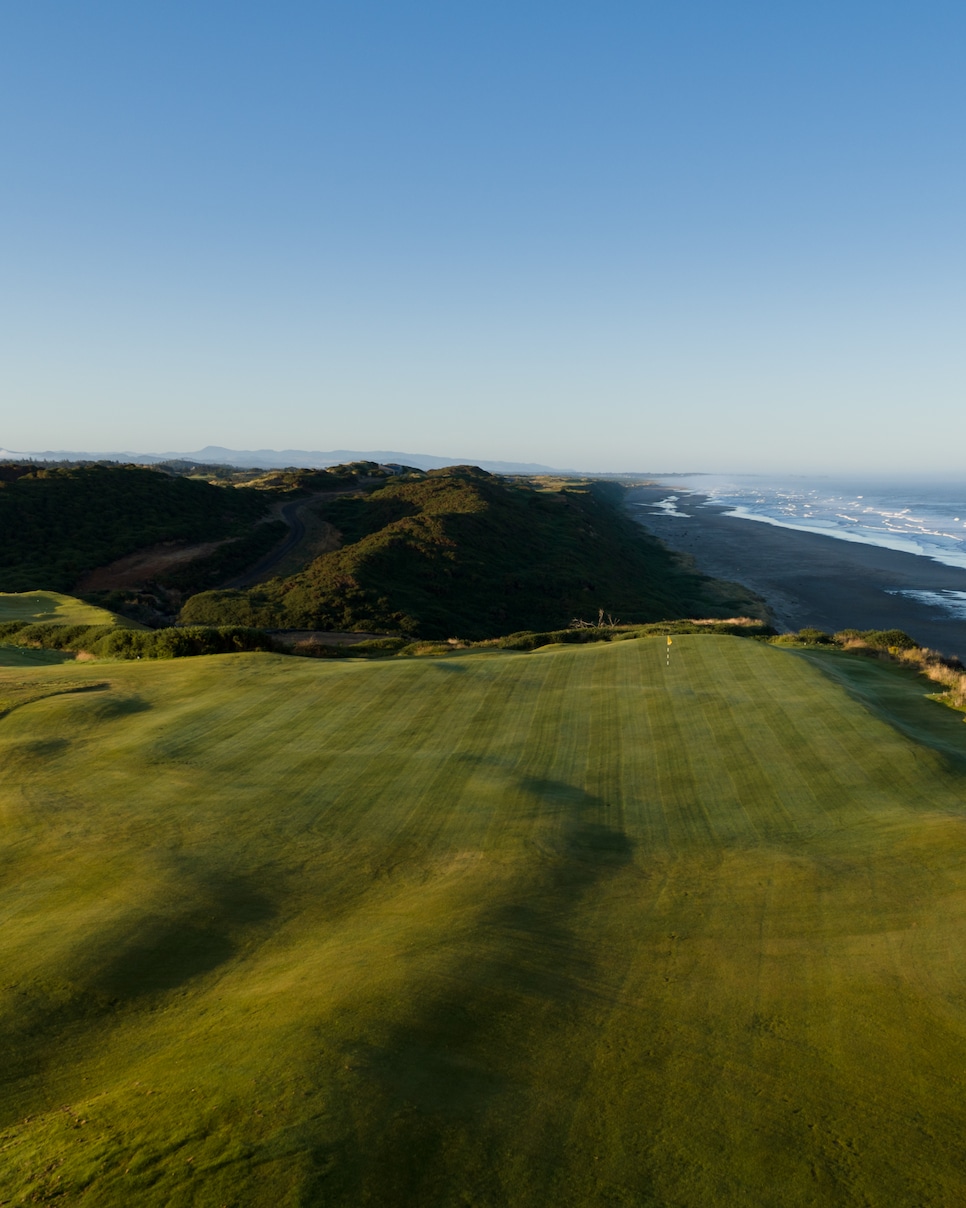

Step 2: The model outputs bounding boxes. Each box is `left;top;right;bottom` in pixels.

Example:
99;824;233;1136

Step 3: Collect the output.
861;629;917;651
179;591;280;627
93;629;155;658
0;464;272;592
290;636;408;659
1;622;278;660
14;623;115;650
349;637;409;653
797;628;834;645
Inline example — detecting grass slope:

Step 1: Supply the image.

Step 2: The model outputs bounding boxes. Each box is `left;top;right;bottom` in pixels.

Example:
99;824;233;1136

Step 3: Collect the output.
0;592;144;665
0;646;74;667
0;591;130;627
2;638;966;1204
181;469;762;637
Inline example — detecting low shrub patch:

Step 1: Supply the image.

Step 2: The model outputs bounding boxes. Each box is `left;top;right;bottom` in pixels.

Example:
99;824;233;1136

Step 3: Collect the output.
0;621;277;660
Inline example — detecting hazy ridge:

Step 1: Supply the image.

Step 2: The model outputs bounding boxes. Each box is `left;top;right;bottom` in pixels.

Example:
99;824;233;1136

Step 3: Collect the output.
0;444;568;475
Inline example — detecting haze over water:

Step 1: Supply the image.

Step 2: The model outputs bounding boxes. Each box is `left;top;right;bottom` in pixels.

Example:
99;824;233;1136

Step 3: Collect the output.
655;475;966;619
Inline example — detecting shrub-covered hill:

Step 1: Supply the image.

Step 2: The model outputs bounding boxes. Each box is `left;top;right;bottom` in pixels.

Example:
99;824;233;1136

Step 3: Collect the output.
0;464;278;593
181;467;763;638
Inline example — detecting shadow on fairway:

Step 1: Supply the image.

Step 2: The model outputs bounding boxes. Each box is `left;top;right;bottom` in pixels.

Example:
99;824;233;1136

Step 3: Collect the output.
0;680;111;720
302;774;635;1205
90;873;275;999
3;736;72;766
0;868;277;1105
85;693;153;720
799;650;966;775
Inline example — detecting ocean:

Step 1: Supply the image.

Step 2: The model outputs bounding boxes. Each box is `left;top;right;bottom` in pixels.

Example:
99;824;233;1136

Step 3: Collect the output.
652;474;966;620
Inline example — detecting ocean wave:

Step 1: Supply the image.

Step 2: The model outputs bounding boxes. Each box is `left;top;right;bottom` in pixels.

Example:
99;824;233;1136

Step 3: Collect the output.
657;475;966;571
886;590;966;620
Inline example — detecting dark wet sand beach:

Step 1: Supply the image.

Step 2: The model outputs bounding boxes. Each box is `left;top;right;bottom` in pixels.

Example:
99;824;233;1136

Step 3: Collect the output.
626;484;966;661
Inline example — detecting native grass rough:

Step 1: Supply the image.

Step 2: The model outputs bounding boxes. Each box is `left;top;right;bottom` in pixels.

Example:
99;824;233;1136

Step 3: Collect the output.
3;636;966;1204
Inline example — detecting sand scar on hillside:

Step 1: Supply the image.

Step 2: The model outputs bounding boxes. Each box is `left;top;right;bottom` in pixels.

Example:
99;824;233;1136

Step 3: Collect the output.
75;482;362;596
75;539;236;591
75;491;346;594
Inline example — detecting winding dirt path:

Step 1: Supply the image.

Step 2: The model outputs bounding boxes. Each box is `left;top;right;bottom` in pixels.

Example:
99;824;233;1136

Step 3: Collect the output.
222;489;355;589
75;483;370;595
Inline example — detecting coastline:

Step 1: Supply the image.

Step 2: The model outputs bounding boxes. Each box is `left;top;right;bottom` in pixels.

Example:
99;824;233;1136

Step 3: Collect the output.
627;485;966;661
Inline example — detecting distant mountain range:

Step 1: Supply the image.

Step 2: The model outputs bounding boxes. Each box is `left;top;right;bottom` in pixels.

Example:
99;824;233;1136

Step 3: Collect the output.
0;445;568;475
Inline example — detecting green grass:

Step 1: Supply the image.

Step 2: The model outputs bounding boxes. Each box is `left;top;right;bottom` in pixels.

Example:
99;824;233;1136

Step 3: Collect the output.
0;592;136;665
0;645;75;666
2;636;966;1204
0;591;133;627
0;592;148;664
795;646;966;762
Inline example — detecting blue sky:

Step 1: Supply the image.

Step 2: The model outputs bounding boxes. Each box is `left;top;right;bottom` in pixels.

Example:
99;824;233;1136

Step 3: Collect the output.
1;2;963;472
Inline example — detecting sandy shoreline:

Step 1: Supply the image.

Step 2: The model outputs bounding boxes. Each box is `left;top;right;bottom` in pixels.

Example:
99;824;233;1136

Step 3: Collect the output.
626;484;966;661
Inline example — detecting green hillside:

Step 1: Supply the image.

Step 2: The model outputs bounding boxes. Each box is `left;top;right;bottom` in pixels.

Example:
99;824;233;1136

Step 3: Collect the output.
182;468;761;637
0;464;762;638
0;591;278;664
3;637;966;1204
0;590;137;628
0;464;276;594
0;591;147;666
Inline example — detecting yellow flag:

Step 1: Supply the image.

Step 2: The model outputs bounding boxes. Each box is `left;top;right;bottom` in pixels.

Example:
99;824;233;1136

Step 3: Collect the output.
667;636;673;646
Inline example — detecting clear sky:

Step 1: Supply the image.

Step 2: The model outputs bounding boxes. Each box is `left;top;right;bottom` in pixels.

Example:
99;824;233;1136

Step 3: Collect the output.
1;2;963;473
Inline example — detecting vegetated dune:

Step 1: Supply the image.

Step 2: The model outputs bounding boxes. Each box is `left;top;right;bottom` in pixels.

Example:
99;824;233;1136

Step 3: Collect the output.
0;462;377;625
181;467;764;637
0;464;276;594
0;463;763;635
3;637;966;1204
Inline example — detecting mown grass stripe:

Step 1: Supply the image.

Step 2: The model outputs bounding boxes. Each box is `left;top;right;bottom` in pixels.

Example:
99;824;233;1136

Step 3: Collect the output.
3;637;966;1204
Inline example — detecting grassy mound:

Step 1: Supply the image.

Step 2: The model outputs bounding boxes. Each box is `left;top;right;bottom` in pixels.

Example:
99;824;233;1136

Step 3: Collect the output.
2;637;966;1203
0;590;137;628
288;617;774;658
181;468;763;637
770;625;966;715
0;591;141;664
0;592;276;662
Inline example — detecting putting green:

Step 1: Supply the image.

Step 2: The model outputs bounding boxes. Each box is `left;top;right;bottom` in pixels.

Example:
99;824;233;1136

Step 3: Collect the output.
2;636;966;1205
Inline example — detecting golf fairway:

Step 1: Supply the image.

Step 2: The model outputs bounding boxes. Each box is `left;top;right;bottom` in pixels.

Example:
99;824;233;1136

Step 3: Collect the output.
2;635;966;1205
